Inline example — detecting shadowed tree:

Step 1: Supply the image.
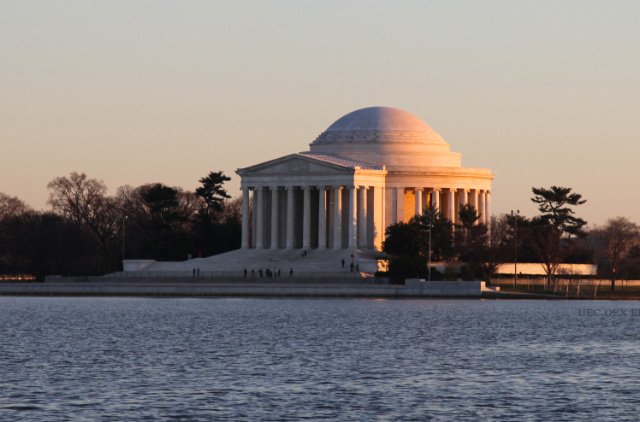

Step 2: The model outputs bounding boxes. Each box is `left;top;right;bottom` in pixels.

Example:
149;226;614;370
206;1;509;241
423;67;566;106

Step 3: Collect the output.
1;211;92;278
0;193;32;275
383;206;454;278
454;204;485;264
383;207;454;261
592;217;640;291
128;183;196;261
471;215;512;282
417;207;454;262
383;221;424;256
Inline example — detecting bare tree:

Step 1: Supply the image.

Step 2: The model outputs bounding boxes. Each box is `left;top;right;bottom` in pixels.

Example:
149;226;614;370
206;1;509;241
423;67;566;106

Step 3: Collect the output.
220;196;242;225
528;220;564;290
591;217;640;291
47;172;122;271
0;193;32;275
0;193;30;219
474;215;511;281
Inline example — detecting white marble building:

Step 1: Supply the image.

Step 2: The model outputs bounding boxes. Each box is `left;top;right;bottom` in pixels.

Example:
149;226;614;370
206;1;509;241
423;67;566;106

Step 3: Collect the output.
237;106;494;253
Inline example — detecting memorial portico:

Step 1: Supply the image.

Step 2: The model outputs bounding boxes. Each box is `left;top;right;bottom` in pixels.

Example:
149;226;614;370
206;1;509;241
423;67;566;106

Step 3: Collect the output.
236;106;494;253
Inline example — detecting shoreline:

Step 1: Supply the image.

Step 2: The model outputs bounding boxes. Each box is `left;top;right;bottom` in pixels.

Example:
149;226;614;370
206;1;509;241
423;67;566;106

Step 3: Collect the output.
0;280;478;299
1;278;637;299
0;280;586;299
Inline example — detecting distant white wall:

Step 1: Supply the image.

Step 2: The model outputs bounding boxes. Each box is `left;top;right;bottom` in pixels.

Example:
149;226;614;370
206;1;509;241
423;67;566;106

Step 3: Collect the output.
496;263;596;276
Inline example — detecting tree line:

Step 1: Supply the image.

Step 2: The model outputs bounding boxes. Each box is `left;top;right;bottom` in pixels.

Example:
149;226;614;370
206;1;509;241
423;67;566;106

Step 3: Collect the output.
0;171;240;279
383;186;640;291
3;180;639;290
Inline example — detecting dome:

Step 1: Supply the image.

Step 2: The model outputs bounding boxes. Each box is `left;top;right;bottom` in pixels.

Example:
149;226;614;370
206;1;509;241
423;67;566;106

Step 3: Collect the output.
311;106;447;147
308;106;460;168
309;106;459;168
325;106;435;133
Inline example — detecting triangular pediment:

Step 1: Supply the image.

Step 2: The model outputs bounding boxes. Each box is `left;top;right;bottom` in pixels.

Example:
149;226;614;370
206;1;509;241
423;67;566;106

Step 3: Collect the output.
237;154;355;176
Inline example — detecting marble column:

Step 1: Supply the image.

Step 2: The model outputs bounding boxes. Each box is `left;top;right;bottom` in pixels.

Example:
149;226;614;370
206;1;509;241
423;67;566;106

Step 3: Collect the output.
485;191;491;225
348;186;357;249
241;187;250;249
448;188;456;224
357;186;367;248
270;187;279;250
478;190;486;225
388;187;397;226
397;188;405;223
286;187;295;249
302;186;311;249
251;189;257;248
470;189;479;225
432;188;440;212
318;187;327;250
460;189;468;212
255;187;264;249
372;186;383;250
470;189;478;210
333;186;342;249
415;188;423;216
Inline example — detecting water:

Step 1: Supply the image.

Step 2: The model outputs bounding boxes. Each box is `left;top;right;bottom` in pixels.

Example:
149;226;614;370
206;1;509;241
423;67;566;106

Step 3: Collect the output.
1;297;639;421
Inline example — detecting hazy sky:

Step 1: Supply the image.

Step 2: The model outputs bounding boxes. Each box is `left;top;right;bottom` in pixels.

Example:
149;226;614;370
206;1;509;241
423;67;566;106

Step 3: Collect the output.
2;0;639;226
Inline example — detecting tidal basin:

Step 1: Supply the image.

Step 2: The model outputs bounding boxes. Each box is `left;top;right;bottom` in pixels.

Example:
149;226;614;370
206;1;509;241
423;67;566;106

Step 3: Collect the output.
2;298;639;421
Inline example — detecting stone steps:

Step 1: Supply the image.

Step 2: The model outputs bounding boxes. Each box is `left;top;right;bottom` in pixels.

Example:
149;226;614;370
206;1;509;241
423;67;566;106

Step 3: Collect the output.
139;248;383;275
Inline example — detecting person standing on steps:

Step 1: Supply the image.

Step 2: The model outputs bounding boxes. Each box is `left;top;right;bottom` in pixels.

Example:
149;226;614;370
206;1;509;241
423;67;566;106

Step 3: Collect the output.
341;258;345;268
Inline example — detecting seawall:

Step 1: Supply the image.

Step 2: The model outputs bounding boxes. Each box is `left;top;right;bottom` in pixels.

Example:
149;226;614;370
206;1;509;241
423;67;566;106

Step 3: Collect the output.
0;278;482;298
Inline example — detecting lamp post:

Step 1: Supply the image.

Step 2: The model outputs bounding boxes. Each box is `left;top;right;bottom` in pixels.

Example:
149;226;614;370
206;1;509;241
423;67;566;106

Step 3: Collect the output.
122;215;128;270
511;210;519;289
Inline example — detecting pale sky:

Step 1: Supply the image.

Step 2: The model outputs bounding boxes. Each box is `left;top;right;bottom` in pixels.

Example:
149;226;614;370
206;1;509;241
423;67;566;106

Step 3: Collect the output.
1;0;639;226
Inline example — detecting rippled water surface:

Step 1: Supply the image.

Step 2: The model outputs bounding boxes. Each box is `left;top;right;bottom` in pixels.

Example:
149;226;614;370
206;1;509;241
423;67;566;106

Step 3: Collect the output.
1;297;640;421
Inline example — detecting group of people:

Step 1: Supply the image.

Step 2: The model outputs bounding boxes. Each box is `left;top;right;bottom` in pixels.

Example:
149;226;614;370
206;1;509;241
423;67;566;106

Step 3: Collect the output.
244;267;295;278
340;253;359;273
238;252;361;279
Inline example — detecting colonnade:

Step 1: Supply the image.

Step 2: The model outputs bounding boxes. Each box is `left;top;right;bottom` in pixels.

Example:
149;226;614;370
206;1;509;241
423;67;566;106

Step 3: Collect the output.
241;185;491;251
241;185;383;250
391;187;490;225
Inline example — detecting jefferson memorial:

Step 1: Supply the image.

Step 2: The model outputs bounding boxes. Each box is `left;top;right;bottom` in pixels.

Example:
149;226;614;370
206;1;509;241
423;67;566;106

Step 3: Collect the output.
130;106;493;274
237;106;494;253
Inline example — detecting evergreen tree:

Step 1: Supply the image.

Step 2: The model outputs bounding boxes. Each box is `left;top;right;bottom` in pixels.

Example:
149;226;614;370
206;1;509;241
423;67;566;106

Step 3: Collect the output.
531;186;587;236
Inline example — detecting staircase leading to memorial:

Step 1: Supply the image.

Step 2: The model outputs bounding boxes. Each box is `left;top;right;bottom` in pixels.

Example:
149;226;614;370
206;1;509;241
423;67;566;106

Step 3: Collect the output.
130;248;383;276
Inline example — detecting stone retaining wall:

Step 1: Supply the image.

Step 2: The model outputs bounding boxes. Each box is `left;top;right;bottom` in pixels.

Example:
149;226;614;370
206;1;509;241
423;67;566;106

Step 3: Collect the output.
0;279;481;298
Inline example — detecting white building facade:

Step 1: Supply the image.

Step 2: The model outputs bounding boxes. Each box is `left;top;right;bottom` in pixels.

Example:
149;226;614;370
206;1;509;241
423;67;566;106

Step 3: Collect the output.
236;107;494;252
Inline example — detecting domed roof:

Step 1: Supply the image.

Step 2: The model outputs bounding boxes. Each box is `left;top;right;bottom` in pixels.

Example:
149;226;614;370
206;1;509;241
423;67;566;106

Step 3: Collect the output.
309;106;459;168
311;106;447;147
325;106;435;133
